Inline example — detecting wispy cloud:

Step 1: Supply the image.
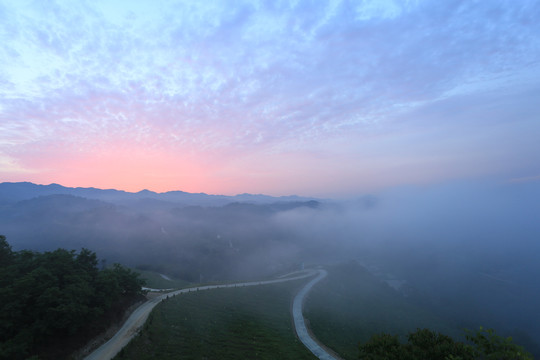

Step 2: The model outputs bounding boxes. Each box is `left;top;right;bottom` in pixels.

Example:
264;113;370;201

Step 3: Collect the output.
1;0;539;195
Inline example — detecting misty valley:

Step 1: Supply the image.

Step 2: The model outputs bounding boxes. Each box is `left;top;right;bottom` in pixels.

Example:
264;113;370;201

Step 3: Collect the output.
3;0;539;358
1;181;539;359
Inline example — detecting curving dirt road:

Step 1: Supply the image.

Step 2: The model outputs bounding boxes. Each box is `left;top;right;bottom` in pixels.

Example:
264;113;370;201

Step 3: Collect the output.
292;269;340;360
84;270;320;360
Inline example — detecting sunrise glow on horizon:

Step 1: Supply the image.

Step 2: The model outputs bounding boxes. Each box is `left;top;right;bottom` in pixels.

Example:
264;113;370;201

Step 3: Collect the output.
1;1;539;197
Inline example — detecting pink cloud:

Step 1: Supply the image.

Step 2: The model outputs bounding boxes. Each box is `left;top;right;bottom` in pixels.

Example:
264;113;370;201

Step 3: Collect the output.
19;144;211;193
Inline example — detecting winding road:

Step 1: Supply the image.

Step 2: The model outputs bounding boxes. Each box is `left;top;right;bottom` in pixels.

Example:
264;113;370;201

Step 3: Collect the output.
292;269;340;360
85;269;336;360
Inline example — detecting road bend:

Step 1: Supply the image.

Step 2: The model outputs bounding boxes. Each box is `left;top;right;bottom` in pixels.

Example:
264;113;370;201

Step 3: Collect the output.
85;270;319;360
292;269;340;360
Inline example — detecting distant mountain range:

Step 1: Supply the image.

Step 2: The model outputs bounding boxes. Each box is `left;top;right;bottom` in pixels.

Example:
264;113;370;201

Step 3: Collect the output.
0;182;319;206
0;181;324;282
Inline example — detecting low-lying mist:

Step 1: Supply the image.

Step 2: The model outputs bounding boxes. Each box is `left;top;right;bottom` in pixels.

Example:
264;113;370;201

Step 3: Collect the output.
275;180;540;349
1;179;539;351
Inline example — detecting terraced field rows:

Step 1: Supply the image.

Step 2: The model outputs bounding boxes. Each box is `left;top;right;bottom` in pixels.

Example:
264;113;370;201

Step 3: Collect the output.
114;280;317;360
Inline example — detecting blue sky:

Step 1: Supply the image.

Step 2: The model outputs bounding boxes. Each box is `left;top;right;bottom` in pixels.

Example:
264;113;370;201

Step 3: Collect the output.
1;0;539;196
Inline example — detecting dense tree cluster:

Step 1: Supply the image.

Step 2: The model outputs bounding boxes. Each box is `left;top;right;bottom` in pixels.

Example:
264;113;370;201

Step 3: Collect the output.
359;327;532;360
0;235;145;360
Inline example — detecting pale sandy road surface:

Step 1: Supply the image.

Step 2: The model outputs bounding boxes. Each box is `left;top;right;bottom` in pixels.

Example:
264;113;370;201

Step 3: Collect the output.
292;269;341;360
85;269;336;360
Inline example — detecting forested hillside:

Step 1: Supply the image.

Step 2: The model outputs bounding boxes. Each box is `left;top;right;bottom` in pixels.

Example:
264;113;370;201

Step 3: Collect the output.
0;235;146;360
0;193;322;282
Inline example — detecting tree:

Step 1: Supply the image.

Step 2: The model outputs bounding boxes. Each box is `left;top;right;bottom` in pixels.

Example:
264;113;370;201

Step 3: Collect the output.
0;235;12;265
109;263;146;297
359;333;403;360
405;328;473;359
0;236;146;360
359;328;532;360
466;327;533;360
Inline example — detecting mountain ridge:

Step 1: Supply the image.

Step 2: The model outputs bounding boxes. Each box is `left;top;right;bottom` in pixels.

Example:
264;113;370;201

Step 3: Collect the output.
0;181;318;206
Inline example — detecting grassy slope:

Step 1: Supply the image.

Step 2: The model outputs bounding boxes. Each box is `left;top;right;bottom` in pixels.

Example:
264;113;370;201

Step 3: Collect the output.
114;279;316;360
136;269;191;289
116;262;468;360
304;262;461;360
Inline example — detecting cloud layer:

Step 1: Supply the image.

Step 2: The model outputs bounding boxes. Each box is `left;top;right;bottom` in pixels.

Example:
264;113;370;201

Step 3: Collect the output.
1;0;539;195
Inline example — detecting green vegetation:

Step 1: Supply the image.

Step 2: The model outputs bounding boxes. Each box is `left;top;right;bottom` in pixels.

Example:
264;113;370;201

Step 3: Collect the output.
115;280;316;360
0;235;146;360
304;261;462;359
305;262;535;359
359;327;533;359
135;269;190;289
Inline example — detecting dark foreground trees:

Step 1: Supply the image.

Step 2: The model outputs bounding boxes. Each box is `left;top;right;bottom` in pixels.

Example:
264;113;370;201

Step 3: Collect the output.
0;235;146;360
359;327;533;360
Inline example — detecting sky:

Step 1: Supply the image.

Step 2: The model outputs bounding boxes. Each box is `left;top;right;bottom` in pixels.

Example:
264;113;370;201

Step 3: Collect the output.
1;0;539;197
